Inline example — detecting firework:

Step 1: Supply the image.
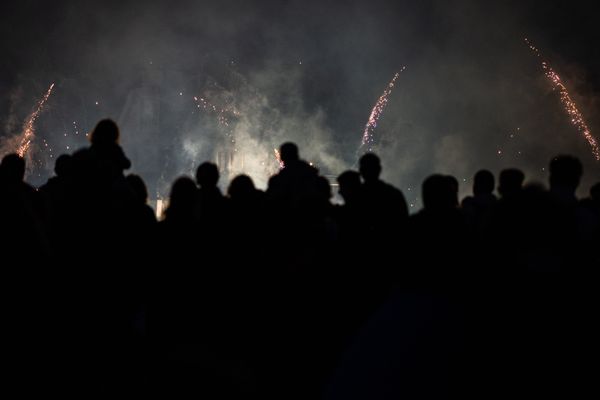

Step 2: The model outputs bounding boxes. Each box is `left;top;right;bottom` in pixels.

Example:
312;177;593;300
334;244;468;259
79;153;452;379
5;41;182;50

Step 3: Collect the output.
17;83;55;157
274;148;284;169
360;67;405;152
525;38;600;160
193;95;239;128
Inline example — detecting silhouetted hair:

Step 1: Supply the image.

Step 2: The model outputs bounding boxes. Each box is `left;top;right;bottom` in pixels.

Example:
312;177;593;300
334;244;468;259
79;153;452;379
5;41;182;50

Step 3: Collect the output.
228;174;255;199
498;168;525;198
280;142;299;165
196;162;219;188
54;154;73;177
473;169;494;196
423;174;457;211
359;153;381;182
550;155;583;190
90;119;120;145
126;174;148;203
0;153;26;183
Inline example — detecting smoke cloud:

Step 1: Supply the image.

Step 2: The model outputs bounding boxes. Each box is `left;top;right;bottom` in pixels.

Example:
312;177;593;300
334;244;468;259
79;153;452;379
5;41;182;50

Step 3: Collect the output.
1;0;599;205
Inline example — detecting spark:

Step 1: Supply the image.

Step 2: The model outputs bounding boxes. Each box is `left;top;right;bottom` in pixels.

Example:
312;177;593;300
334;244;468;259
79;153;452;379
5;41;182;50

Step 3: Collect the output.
193;93;241;168
17;83;55;157
274;148;284;169
526;38;600;160
193;95;237;128
360;67;405;152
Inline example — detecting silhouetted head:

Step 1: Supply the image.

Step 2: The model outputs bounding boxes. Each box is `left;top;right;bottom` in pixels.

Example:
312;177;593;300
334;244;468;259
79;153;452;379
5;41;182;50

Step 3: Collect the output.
422;174;457;211
359;153;381;183
228;174;255;200
195;162;219;189
166;176;197;218
549;155;583;193
498;168;525;198
473;169;494;196
54;154;74;178
126;174;148;204
90;119;120;145
280;142;299;166
590;182;600;202
0;153;26;183
337;170;361;204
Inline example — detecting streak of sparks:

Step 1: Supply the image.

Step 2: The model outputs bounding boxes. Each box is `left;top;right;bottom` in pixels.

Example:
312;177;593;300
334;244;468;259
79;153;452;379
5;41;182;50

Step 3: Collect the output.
361;67;405;152
17;83;55;157
525;38;600;160
274;148;284;169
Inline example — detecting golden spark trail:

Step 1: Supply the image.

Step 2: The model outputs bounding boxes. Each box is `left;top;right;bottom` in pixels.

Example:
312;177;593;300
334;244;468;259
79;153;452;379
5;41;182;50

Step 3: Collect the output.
274;148;284;169
525;38;600;160
361;67;405;152
17;83;55;157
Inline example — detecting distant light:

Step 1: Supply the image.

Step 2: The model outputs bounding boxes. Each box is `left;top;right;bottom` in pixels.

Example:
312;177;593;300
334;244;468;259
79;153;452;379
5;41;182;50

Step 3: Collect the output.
179;92;183;96
95;101;99;105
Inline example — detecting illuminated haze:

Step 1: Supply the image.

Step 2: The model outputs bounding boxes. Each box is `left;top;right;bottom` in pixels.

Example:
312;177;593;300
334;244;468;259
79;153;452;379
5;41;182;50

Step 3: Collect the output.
1;0;599;206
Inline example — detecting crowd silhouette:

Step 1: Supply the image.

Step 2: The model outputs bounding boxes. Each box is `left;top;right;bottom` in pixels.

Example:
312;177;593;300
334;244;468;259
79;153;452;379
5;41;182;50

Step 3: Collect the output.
1;118;599;398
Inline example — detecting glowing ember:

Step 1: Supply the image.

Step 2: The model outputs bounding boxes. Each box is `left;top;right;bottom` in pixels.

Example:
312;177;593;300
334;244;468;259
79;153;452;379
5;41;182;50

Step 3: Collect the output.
526;38;600;161
17;83;55;157
274;148;284;169
360;67;405;152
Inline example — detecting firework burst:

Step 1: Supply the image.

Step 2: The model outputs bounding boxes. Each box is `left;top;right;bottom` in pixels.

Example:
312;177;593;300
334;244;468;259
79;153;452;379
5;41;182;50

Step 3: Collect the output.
525;38;600;161
360;67;405;153
17;83;55;157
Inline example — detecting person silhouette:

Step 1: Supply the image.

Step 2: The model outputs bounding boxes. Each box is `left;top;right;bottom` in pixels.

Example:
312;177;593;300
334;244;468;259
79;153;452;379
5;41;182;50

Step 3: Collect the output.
549;155;583;205
0;153;47;256
358;152;408;243
194;161;228;237
461;169;497;233
89;119;131;181
267;142;320;215
498;168;525;200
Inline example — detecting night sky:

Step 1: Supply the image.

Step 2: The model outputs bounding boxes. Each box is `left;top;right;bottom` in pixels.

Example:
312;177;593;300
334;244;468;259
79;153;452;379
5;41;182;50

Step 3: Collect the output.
1;0;599;202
